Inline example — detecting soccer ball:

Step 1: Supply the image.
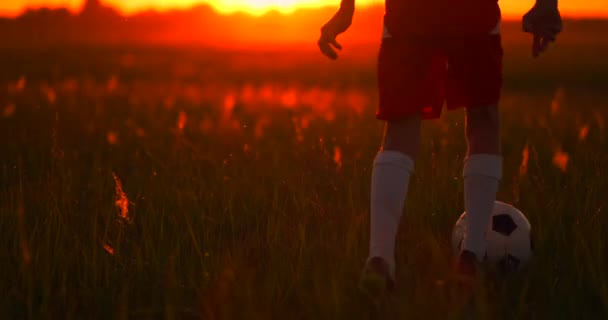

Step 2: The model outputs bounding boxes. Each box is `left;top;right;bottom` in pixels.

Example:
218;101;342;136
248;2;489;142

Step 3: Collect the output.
451;201;533;274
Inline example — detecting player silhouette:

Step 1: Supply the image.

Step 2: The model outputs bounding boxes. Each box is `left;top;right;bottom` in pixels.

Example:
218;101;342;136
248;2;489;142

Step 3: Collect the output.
318;0;562;306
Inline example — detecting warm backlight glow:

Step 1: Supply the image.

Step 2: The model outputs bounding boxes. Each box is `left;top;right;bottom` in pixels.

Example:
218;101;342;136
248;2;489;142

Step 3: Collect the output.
104;0;344;15
1;0;608;17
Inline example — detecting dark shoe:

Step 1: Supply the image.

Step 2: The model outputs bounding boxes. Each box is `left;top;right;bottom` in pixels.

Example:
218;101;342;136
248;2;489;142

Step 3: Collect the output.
359;256;395;300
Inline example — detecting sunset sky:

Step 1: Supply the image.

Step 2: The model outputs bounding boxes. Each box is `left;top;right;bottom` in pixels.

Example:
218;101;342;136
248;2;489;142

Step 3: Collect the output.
0;0;607;18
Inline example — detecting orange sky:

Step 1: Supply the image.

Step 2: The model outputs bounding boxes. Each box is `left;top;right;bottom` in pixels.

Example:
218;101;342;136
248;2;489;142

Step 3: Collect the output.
1;0;607;18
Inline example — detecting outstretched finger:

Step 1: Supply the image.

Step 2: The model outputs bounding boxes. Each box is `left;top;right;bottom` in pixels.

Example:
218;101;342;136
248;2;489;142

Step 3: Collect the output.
318;40;338;60
540;37;555;52
330;38;343;50
539;36;551;54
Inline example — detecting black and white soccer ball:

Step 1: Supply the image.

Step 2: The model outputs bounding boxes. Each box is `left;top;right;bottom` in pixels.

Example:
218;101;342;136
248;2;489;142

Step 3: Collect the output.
452;201;533;274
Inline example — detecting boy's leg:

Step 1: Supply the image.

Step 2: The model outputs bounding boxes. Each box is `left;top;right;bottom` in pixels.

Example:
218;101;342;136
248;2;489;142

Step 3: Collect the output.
368;114;421;281
462;104;502;262
366;35;442;291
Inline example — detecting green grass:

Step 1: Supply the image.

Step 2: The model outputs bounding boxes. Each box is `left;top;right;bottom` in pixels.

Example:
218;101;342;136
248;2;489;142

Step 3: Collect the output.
1;25;608;319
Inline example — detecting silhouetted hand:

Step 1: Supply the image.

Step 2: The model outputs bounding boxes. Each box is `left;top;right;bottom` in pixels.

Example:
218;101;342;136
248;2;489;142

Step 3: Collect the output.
318;8;354;60
523;4;562;58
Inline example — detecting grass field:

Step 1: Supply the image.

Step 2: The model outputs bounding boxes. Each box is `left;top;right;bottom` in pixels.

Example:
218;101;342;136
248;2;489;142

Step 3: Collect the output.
1;21;608;319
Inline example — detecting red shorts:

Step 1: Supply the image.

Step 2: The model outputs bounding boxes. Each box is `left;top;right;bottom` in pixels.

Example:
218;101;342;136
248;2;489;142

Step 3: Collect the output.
377;35;503;120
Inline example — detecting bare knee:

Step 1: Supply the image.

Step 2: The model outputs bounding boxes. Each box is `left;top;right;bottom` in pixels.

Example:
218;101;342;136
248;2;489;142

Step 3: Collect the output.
465;105;501;155
382;114;422;159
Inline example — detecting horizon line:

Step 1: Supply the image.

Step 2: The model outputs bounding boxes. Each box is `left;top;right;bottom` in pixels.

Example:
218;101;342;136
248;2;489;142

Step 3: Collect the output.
1;3;607;19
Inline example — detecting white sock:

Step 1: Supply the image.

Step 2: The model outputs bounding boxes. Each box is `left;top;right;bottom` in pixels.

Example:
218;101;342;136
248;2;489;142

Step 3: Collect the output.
462;154;503;262
369;150;414;279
